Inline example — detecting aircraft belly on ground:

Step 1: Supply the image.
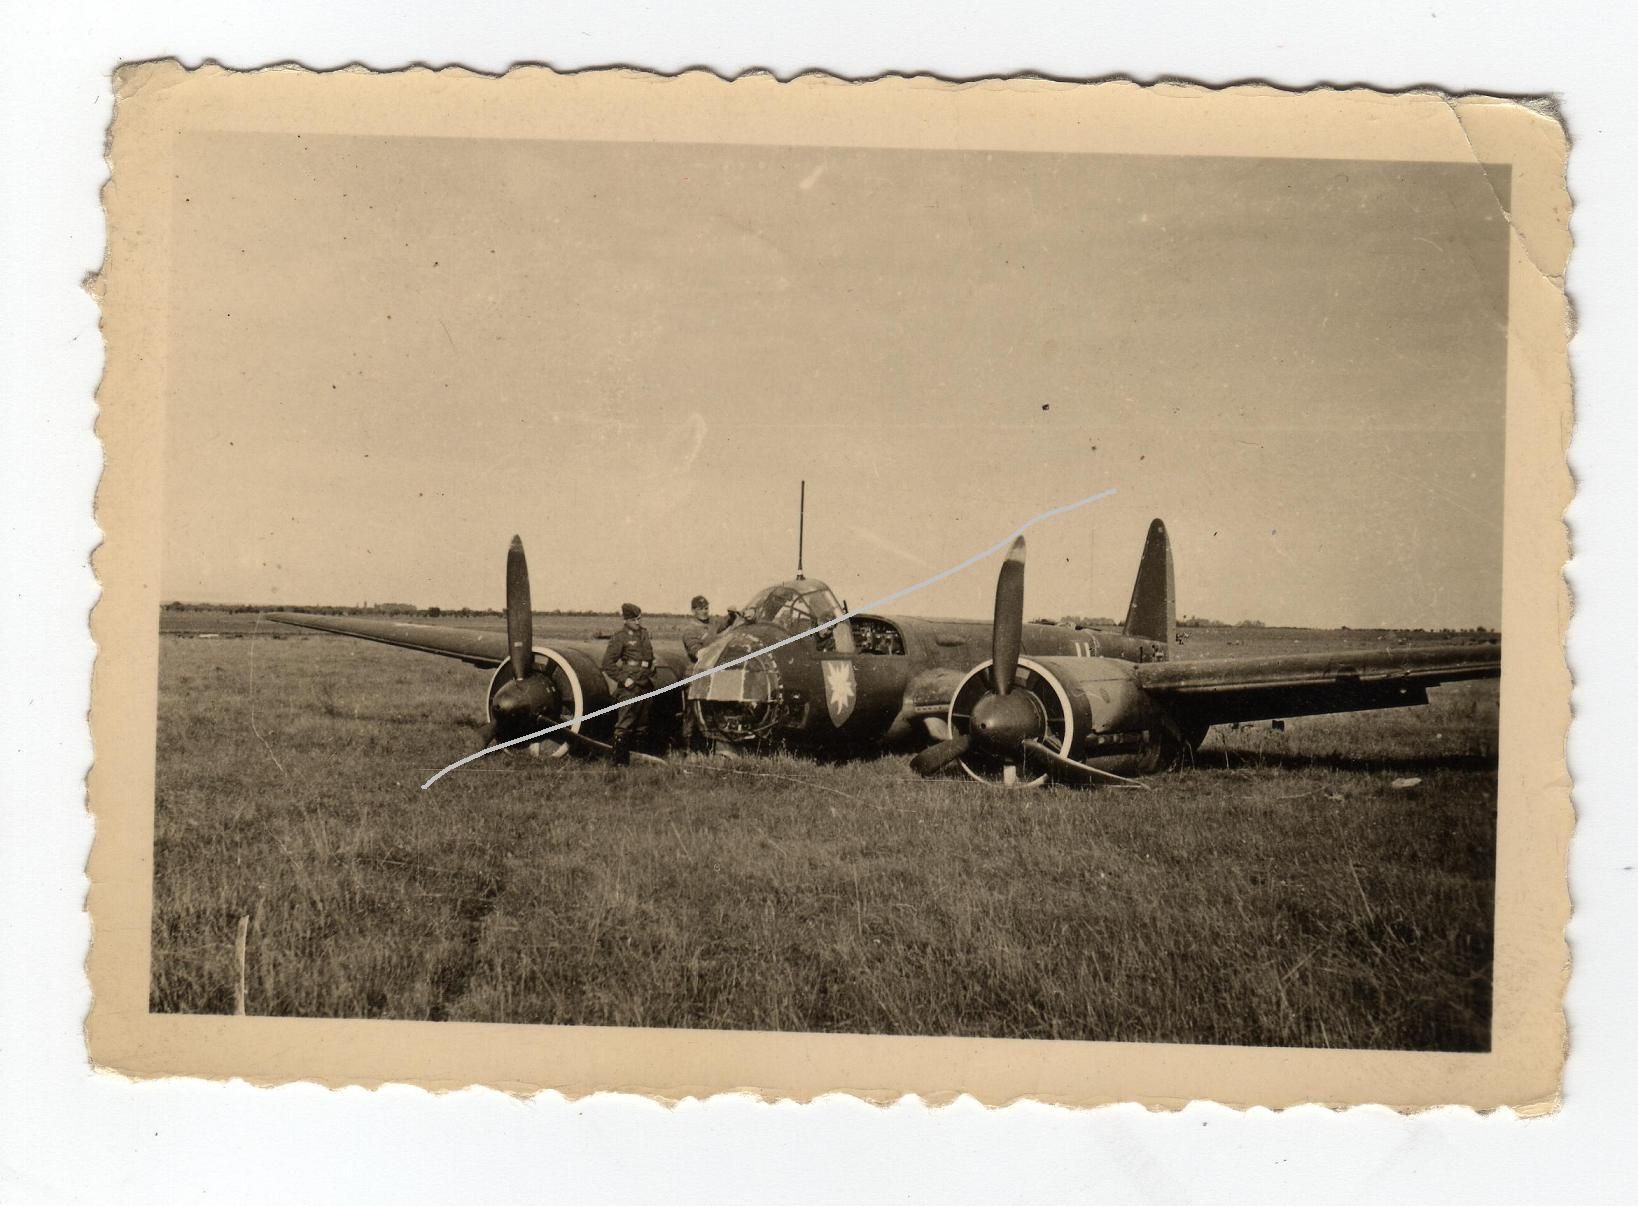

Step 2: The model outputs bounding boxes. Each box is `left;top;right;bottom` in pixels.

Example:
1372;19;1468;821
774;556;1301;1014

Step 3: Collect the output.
265;517;1500;788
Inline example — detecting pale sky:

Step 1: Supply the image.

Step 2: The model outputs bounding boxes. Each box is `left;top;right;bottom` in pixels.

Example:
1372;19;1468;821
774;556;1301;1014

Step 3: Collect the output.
162;135;1508;628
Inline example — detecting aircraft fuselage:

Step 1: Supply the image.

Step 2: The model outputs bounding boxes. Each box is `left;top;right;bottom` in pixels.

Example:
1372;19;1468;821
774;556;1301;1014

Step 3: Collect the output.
686;574;1170;760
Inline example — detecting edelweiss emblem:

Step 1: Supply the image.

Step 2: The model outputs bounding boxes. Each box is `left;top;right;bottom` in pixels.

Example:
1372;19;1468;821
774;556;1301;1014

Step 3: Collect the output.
821;659;857;727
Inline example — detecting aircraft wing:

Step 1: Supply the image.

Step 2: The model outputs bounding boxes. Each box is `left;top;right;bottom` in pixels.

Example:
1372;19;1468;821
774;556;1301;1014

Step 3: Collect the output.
264;612;524;667
1132;640;1501;727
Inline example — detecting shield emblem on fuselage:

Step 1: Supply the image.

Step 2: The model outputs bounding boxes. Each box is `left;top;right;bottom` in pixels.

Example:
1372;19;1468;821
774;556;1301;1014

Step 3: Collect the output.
821;659;857;727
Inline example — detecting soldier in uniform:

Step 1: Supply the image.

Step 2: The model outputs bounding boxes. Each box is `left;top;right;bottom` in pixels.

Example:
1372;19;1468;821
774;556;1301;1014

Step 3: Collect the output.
682;595;715;663
601;602;655;766
681;594;717;753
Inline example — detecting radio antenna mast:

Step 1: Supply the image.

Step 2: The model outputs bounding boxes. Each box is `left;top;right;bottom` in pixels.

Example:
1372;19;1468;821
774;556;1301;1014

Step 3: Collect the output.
796;480;806;579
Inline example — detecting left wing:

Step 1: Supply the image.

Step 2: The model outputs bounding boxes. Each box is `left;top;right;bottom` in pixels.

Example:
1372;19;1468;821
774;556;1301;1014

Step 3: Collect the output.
1133;640;1501;727
266;611;693;675
264;612;521;667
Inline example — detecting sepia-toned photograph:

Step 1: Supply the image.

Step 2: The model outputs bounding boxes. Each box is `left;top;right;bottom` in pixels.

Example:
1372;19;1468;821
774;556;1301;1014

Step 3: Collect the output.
88;66;1571;1107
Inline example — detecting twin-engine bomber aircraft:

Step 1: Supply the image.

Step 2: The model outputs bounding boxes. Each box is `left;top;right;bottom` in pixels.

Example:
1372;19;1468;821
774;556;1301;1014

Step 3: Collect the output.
267;520;1501;787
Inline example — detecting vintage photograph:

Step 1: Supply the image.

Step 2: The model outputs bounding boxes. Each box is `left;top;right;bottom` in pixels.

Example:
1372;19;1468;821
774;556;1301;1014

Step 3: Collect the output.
89;67;1570;1106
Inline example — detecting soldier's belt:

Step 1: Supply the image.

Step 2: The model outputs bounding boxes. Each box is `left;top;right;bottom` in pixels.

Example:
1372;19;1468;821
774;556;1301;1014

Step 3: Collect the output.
617;659;654;668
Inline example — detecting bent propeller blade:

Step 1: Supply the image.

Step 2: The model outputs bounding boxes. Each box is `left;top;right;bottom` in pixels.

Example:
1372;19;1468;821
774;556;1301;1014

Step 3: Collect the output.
562;728;668;767
910;734;970;776
992;536;1026;695
1022;739;1148;788
505;534;534;681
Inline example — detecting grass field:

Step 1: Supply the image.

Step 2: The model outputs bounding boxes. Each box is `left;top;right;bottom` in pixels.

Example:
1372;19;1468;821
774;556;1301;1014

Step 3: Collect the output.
150;619;1498;1050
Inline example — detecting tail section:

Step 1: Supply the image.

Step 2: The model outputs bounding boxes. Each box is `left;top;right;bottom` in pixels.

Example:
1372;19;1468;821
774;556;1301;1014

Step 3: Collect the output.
1122;519;1175;646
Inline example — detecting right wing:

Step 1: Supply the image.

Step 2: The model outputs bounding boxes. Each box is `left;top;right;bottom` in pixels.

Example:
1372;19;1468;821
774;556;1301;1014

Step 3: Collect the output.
265;612;519;668
1133;640;1501;727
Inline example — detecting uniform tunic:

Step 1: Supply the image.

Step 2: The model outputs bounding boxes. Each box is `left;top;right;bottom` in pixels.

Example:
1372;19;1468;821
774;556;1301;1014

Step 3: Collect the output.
602;624;657;689
682;615;718;663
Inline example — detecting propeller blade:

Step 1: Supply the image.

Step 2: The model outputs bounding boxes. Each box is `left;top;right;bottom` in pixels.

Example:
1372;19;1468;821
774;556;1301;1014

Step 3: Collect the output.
992;536;1025;695
506;534;534;681
559;729;605;755
910;734;971;776
1022;739;1149;788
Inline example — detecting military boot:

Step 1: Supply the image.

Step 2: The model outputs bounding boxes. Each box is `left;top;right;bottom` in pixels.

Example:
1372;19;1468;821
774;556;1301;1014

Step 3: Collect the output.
610;735;631;767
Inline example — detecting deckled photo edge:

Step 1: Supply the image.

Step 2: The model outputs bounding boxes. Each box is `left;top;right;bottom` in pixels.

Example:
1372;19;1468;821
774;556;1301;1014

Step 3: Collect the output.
85;63;1571;1111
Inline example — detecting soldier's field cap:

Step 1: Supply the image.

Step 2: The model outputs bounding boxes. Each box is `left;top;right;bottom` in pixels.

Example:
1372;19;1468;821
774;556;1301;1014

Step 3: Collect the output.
690;595;709;610
620;602;641;619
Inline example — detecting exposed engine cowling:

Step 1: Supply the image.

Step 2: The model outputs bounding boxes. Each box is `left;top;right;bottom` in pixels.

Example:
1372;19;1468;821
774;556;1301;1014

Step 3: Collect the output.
686;626;790;744
485;645;613;756
944;654;1184;783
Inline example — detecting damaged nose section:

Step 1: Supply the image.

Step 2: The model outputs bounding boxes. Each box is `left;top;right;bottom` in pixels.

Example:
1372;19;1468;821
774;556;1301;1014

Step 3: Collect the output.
687;630;785;743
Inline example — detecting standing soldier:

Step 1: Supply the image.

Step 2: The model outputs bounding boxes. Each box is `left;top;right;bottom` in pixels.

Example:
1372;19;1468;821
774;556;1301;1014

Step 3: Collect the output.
601;602;655;766
682;594;717;753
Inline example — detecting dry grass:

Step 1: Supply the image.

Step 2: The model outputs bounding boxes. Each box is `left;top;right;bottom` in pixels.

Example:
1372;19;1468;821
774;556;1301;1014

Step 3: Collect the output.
150;627;1497;1050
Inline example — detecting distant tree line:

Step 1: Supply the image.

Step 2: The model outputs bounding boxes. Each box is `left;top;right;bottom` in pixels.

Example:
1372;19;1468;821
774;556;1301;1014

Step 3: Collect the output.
160;601;502;617
1045;614;1267;629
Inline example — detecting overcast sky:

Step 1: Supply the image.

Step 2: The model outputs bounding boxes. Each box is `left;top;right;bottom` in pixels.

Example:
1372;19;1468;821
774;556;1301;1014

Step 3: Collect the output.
161;135;1508;627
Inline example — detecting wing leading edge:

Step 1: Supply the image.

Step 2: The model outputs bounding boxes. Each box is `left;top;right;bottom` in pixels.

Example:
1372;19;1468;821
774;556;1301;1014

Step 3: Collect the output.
264;613;518;667
263;611;696;677
1134;640;1501;727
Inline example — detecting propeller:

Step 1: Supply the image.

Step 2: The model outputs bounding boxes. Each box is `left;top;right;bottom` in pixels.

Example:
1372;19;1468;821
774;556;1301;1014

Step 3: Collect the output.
488;536;562;747
978;536;1036;782
912;537;1038;780
911;534;1142;788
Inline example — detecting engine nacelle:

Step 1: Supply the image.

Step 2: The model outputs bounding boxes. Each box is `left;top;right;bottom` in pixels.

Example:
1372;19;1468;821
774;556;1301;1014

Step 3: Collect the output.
484;645;615;756
945;654;1180;783
1032;654;1181;773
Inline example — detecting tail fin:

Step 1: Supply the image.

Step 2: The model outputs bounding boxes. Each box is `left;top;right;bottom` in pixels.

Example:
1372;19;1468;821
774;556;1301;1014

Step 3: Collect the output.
1122;519;1175;645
